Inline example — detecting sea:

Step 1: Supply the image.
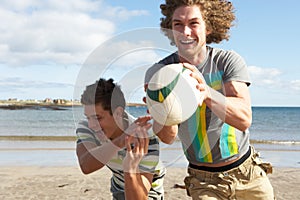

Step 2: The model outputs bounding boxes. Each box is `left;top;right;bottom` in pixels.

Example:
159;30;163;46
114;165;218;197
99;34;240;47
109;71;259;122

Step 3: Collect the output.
0;106;299;168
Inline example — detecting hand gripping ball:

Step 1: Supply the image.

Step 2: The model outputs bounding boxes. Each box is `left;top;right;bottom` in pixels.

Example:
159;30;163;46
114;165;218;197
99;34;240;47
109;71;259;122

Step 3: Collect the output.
146;64;203;126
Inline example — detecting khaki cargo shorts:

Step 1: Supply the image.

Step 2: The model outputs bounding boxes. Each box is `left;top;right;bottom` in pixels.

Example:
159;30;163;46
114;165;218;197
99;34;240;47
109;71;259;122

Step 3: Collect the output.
184;148;275;200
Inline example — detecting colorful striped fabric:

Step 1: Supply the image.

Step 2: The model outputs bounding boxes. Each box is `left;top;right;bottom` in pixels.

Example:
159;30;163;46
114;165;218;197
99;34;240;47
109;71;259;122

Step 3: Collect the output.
182;70;240;163
220;123;239;158
185;104;213;163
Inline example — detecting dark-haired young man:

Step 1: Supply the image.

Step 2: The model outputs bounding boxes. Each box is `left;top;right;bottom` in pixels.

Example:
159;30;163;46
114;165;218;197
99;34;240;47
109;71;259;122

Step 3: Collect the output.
76;78;165;200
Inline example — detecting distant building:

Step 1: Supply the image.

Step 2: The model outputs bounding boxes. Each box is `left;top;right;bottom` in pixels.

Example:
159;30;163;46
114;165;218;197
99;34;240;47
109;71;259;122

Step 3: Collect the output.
44;98;53;103
8;98;18;102
53;99;66;104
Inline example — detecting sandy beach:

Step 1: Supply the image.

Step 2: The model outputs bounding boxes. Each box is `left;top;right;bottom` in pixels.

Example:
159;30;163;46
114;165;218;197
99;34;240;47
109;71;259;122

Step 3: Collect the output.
0;139;299;199
0;165;299;200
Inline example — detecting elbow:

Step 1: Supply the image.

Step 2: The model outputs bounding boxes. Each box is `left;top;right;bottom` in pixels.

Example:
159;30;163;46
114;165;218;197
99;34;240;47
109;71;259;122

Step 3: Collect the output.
78;158;95;175
160;136;176;144
81;167;92;175
238;109;252;132
156;130;177;144
154;124;178;144
79;162;92;175
238;119;251;132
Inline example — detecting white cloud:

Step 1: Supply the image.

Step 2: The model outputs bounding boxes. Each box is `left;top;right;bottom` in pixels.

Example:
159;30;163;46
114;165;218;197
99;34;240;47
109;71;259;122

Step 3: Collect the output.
248;65;300;93
0;0;149;67
103;6;149;21
248;66;281;86
290;80;300;91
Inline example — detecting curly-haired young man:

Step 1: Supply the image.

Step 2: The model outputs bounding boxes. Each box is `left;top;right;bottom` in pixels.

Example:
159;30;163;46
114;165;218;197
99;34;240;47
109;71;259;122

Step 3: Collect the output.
144;0;275;199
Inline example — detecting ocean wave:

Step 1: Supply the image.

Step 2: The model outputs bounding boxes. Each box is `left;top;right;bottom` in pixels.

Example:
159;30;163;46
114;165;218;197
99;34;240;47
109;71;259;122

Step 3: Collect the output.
250;139;300;145
1;136;299;146
0;135;76;141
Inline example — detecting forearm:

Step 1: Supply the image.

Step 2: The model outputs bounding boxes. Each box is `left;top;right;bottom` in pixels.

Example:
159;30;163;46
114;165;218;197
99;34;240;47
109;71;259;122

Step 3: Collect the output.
205;86;252;131
153;121;178;144
78;140;121;174
124;173;150;200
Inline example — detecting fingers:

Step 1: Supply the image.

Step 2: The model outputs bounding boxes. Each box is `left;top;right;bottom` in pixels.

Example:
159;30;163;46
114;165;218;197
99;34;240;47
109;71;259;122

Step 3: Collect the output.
144;83;148;91
126;116;152;137
142;97;151;114
196;83;206;92
134;115;152;125
125;118;150;155
132;127;149;155
182;62;196;71
189;70;205;84
143;84;151;114
125;135;133;152
181;62;208;105
142;96;147;104
142;127;149;154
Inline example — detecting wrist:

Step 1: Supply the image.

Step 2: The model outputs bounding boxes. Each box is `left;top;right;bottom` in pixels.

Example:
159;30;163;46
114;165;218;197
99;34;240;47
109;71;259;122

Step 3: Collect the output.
123;165;140;174
108;139;122;151
203;85;212;105
111;134;125;148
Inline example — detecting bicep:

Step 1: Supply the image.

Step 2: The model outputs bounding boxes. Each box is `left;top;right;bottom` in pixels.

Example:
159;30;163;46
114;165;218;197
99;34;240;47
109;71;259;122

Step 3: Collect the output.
76;142;105;174
76;142;98;159
223;81;251;103
154;122;178;144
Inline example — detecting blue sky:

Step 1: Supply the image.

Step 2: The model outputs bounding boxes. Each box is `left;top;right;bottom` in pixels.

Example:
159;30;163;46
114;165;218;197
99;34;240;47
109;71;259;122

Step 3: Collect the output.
0;0;299;106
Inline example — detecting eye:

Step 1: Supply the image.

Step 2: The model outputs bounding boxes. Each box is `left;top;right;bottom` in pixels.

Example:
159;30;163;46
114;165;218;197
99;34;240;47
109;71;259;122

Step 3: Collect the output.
172;21;183;27
95;116;103;121
86;115;103;121
190;21;200;26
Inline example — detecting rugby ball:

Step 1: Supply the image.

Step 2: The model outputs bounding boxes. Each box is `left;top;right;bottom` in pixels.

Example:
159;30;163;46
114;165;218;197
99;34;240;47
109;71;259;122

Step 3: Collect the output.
146;63;202;126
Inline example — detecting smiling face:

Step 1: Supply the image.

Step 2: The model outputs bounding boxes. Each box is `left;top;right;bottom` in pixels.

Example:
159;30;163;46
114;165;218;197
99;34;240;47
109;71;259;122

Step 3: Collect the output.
172;5;209;64
84;103;123;140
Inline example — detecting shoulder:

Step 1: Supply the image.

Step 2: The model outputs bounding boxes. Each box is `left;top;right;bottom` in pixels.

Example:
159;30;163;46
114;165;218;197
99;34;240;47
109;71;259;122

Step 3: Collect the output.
207;46;250;85
76;120;100;145
76;120;92;136
144;52;179;83
157;52;179;65
208;46;243;61
207;46;246;66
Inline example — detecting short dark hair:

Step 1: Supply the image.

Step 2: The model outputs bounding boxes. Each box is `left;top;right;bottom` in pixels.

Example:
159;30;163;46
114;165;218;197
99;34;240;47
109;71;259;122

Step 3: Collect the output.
80;78;126;114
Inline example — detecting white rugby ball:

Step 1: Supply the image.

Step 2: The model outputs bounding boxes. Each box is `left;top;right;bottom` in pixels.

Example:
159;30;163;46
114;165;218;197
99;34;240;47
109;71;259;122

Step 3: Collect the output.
146;63;202;126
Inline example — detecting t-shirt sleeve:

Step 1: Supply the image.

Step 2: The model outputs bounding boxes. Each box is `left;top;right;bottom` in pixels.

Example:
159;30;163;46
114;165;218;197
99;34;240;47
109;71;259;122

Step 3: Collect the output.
222;50;251;86
76;121;100;145
144;52;179;85
144;63;164;84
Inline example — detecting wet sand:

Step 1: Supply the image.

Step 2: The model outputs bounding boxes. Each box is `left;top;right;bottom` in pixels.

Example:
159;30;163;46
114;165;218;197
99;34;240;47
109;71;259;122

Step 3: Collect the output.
0;165;299;200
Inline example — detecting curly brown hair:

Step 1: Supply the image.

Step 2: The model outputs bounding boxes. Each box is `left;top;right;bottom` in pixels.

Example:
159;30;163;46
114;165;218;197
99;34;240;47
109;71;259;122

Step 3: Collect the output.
160;0;235;44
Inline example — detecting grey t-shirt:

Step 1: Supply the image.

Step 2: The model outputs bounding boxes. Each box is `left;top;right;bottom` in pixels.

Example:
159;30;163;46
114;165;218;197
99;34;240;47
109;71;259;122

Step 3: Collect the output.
145;46;251;165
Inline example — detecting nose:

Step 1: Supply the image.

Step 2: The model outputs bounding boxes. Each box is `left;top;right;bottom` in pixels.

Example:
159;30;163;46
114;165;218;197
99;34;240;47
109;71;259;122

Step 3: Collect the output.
183;25;192;36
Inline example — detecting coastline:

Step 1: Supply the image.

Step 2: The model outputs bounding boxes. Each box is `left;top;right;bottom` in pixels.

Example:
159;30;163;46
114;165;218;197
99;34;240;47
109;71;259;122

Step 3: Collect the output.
0;101;145;110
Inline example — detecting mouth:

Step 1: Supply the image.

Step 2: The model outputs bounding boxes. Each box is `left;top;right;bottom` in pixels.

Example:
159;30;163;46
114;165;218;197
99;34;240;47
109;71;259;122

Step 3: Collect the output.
179;38;196;45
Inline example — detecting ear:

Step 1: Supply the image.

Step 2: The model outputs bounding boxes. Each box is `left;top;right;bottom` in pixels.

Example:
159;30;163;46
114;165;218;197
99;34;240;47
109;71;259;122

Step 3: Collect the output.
206;28;212;35
113;106;124;119
113;107;124;129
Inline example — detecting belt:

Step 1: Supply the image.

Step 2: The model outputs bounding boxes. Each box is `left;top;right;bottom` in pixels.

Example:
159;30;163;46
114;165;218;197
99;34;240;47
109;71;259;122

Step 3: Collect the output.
189;147;251;172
